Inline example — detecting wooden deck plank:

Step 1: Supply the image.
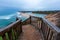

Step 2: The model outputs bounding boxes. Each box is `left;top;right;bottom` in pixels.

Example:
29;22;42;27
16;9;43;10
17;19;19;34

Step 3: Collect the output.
17;24;43;40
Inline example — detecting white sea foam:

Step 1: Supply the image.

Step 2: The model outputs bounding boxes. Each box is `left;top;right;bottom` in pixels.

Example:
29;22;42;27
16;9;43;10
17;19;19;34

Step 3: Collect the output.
16;12;22;17
0;13;16;19
0;16;10;19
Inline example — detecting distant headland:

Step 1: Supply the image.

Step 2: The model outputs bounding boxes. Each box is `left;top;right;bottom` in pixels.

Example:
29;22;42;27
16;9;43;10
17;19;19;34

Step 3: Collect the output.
19;10;60;14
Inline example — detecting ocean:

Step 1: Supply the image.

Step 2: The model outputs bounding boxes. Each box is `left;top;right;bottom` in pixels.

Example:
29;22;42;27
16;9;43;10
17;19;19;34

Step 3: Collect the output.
0;8;19;28
0;7;47;28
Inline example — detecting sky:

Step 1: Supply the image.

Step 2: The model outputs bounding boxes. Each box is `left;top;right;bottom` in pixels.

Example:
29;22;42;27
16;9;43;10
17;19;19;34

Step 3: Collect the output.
0;0;60;19
0;0;60;11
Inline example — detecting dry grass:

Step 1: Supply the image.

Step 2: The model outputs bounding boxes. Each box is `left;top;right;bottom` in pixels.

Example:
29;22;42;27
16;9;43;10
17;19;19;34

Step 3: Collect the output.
45;12;60;27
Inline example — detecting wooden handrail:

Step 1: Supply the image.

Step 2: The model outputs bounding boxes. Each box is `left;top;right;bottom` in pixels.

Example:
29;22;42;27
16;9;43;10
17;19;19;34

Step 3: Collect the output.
41;18;60;40
21;16;32;25
0;20;22;40
30;16;42;30
42;18;60;33
30;16;60;40
0;15;60;40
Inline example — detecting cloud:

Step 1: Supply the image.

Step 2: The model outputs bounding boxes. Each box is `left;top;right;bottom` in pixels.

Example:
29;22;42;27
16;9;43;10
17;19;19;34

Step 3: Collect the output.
0;0;60;11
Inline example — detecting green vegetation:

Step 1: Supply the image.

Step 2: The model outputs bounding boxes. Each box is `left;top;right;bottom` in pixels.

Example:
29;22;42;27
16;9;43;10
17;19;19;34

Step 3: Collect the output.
0;36;3;40
32;10;60;14
5;33;9;40
0;29;16;40
19;10;60;14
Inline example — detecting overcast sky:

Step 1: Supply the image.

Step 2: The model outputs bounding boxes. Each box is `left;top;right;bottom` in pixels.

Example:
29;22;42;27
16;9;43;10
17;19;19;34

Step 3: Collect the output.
0;0;60;19
0;0;60;11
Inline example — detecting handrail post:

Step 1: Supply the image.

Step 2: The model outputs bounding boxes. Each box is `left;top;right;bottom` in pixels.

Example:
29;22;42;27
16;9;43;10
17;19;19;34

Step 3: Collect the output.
30;16;31;24
2;34;6;40
40;18;43;30
20;20;22;33
16;17;19;21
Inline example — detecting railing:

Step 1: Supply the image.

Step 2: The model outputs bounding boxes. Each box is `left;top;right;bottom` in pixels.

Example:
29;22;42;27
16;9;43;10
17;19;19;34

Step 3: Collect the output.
30;16;60;40
41;18;60;40
30;16;42;30
0;20;22;40
0;15;60;40
22;17;31;25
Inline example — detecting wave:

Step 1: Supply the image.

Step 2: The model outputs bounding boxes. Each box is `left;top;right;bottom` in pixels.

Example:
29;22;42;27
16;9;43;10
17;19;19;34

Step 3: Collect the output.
0;13;17;28
0;13;16;19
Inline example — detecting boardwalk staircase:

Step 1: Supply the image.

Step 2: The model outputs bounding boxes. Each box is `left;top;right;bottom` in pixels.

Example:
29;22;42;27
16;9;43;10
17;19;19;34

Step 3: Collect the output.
0;16;60;40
